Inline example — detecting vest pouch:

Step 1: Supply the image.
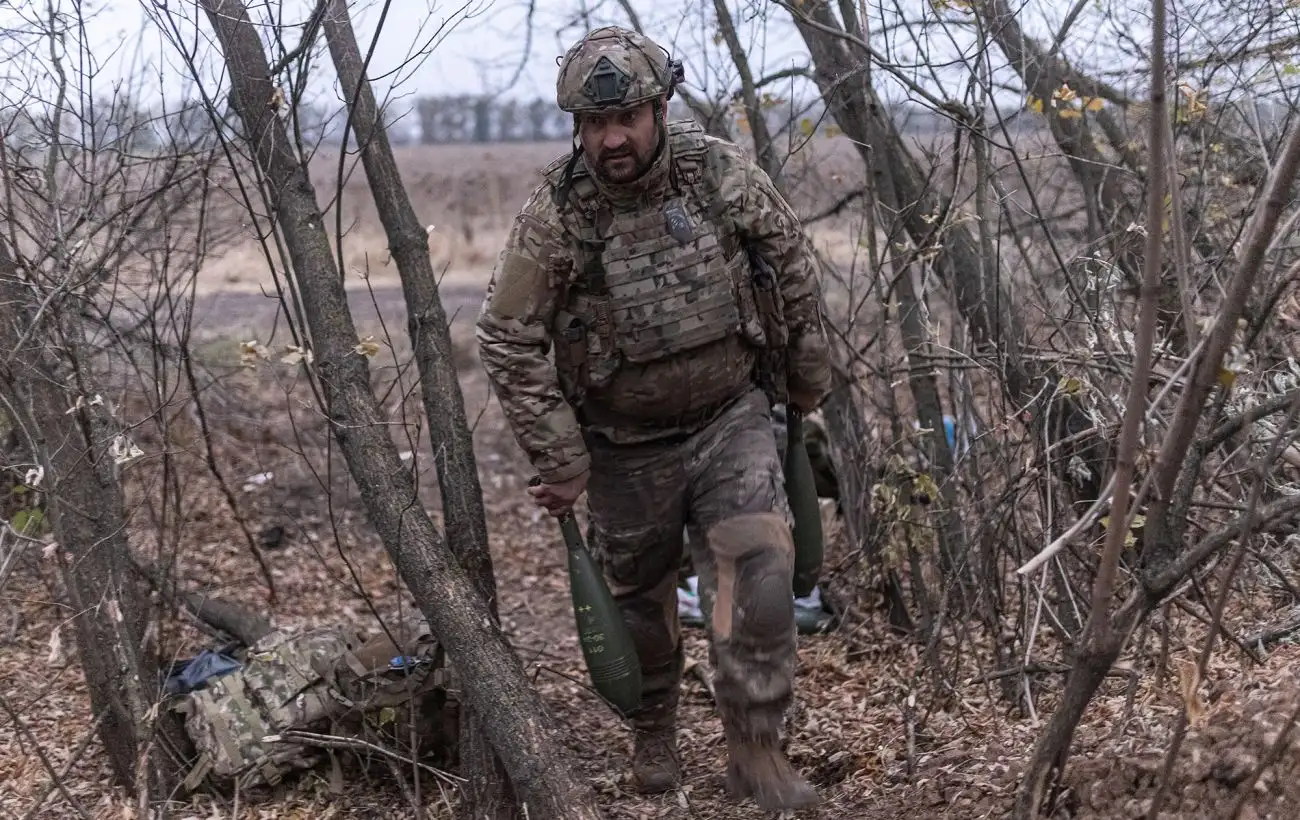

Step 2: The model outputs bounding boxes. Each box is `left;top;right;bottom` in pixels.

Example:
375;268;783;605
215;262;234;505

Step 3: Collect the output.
736;282;770;349
553;306;620;396
747;252;789;350
552;309;588;403
240;628;357;729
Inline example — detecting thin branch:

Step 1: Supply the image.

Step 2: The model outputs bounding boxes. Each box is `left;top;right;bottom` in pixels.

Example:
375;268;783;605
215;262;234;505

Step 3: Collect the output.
271;729;466;786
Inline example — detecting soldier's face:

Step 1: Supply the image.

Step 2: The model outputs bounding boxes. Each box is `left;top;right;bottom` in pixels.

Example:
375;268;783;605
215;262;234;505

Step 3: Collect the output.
578;100;662;184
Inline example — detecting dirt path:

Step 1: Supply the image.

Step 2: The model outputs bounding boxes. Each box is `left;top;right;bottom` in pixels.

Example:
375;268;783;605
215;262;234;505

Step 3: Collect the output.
189;280;489;340
175;279;910;818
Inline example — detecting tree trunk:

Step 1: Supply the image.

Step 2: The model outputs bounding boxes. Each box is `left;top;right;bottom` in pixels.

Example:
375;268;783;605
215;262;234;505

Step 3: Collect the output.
195;3;602;817
710;0;780;183
1013;626;1125;817
0;238;187;799
789;3;1037;408
319;3;517;815
785;2;1103;510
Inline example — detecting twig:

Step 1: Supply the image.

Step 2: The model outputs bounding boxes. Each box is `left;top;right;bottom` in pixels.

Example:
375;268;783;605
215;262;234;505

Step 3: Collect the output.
384;754;423;817
1242;610;1300;650
1169;597;1261;665
19;711;106;820
968;661;1070;684
267;0;328;77
1227;694;1300;820
0;692;91;820
269;729;466;786
179;331;277;604
1015;472;1117;575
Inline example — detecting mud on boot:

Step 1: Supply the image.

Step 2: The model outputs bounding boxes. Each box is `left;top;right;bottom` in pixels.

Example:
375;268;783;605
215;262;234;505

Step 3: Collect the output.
724;731;821;811
631;727;681;794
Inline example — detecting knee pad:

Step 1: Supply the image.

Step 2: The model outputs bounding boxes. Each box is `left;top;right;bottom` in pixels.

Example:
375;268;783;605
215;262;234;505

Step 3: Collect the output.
705;512;795;642
737;552;795;637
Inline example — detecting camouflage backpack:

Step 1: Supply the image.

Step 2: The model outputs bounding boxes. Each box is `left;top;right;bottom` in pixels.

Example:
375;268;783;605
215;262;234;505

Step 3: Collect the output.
174;616;457;792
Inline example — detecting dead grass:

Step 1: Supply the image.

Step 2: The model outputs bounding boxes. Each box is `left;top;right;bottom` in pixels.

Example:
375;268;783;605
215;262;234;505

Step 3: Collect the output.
190;135;870;297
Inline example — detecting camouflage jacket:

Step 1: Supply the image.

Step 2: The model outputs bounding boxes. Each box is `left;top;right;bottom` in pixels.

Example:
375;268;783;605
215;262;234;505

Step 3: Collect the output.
475;120;832;483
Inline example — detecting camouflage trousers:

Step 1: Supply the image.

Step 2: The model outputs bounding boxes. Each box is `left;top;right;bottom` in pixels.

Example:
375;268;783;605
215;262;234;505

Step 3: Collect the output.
584;386;798;742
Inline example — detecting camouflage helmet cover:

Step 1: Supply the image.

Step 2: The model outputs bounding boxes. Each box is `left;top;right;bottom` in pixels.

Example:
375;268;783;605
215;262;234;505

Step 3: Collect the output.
556;26;681;114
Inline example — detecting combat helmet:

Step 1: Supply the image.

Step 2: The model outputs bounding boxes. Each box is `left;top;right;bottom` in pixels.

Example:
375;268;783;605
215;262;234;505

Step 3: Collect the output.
555;26;683;114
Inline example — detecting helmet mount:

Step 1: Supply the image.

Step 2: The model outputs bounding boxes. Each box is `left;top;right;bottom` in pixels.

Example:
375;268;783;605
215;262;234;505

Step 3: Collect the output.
582;56;634;107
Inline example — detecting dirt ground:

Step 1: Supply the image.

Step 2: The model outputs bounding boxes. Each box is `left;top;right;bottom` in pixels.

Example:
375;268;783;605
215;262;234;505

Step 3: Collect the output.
4;140;1300;820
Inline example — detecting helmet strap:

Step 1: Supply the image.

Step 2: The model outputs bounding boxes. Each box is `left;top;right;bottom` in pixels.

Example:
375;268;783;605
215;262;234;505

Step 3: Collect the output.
553;123;585;210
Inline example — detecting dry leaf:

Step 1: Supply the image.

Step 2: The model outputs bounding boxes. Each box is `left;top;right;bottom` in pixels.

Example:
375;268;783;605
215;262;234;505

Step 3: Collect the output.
46;625;62;664
110;434;144;466
240;340;271;367
1177;658;1207;727
280;345;313;366
354;336;381;357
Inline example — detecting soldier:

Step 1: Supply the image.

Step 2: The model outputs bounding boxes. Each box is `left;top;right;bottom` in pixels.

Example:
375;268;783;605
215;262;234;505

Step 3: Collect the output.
475;25;832;811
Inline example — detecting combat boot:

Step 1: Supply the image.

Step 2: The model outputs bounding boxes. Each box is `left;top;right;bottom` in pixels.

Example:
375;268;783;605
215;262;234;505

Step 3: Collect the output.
723;724;820;811
631;726;681;793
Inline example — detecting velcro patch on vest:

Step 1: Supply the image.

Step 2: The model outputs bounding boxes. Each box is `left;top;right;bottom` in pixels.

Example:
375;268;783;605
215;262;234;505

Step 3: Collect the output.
663;198;695;245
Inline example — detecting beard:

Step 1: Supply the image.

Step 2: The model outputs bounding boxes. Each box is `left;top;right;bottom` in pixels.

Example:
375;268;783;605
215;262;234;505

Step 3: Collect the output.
593;142;656;184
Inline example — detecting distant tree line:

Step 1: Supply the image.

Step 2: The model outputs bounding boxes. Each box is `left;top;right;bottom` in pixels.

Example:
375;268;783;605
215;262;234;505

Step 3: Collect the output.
0;92;971;155
412;95;574;144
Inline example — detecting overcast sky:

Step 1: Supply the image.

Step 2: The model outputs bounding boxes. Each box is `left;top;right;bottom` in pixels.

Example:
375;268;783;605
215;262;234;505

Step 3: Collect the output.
5;0;1280;122
1;0;1119;110
9;0;821;104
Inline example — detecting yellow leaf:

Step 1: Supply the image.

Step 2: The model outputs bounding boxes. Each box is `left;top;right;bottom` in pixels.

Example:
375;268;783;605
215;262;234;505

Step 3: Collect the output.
1217;367;1236;388
911;472;939;504
1026;95;1044;114
1057;375;1084;394
1058;107;1082;119
799;118;814;137
355;336;381;357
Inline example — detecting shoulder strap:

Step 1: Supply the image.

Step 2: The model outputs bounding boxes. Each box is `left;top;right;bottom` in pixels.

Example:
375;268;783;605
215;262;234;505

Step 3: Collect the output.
665;122;733;246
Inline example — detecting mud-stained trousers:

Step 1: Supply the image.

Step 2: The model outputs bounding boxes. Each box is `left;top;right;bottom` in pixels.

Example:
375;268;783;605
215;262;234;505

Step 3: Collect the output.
584;386;797;743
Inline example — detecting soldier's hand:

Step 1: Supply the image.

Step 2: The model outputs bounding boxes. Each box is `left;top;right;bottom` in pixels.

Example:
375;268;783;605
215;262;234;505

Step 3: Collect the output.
528;471;589;516
788;388;822;414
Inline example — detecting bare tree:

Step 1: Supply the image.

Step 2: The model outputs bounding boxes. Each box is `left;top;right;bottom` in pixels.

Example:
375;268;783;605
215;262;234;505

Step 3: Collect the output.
319;1;519;814
0;2;242;808
178;1;605;816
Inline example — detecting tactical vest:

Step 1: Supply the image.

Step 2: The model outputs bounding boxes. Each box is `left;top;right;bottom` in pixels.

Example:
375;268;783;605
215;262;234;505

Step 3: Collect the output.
542;120;787;409
172;619;458;792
